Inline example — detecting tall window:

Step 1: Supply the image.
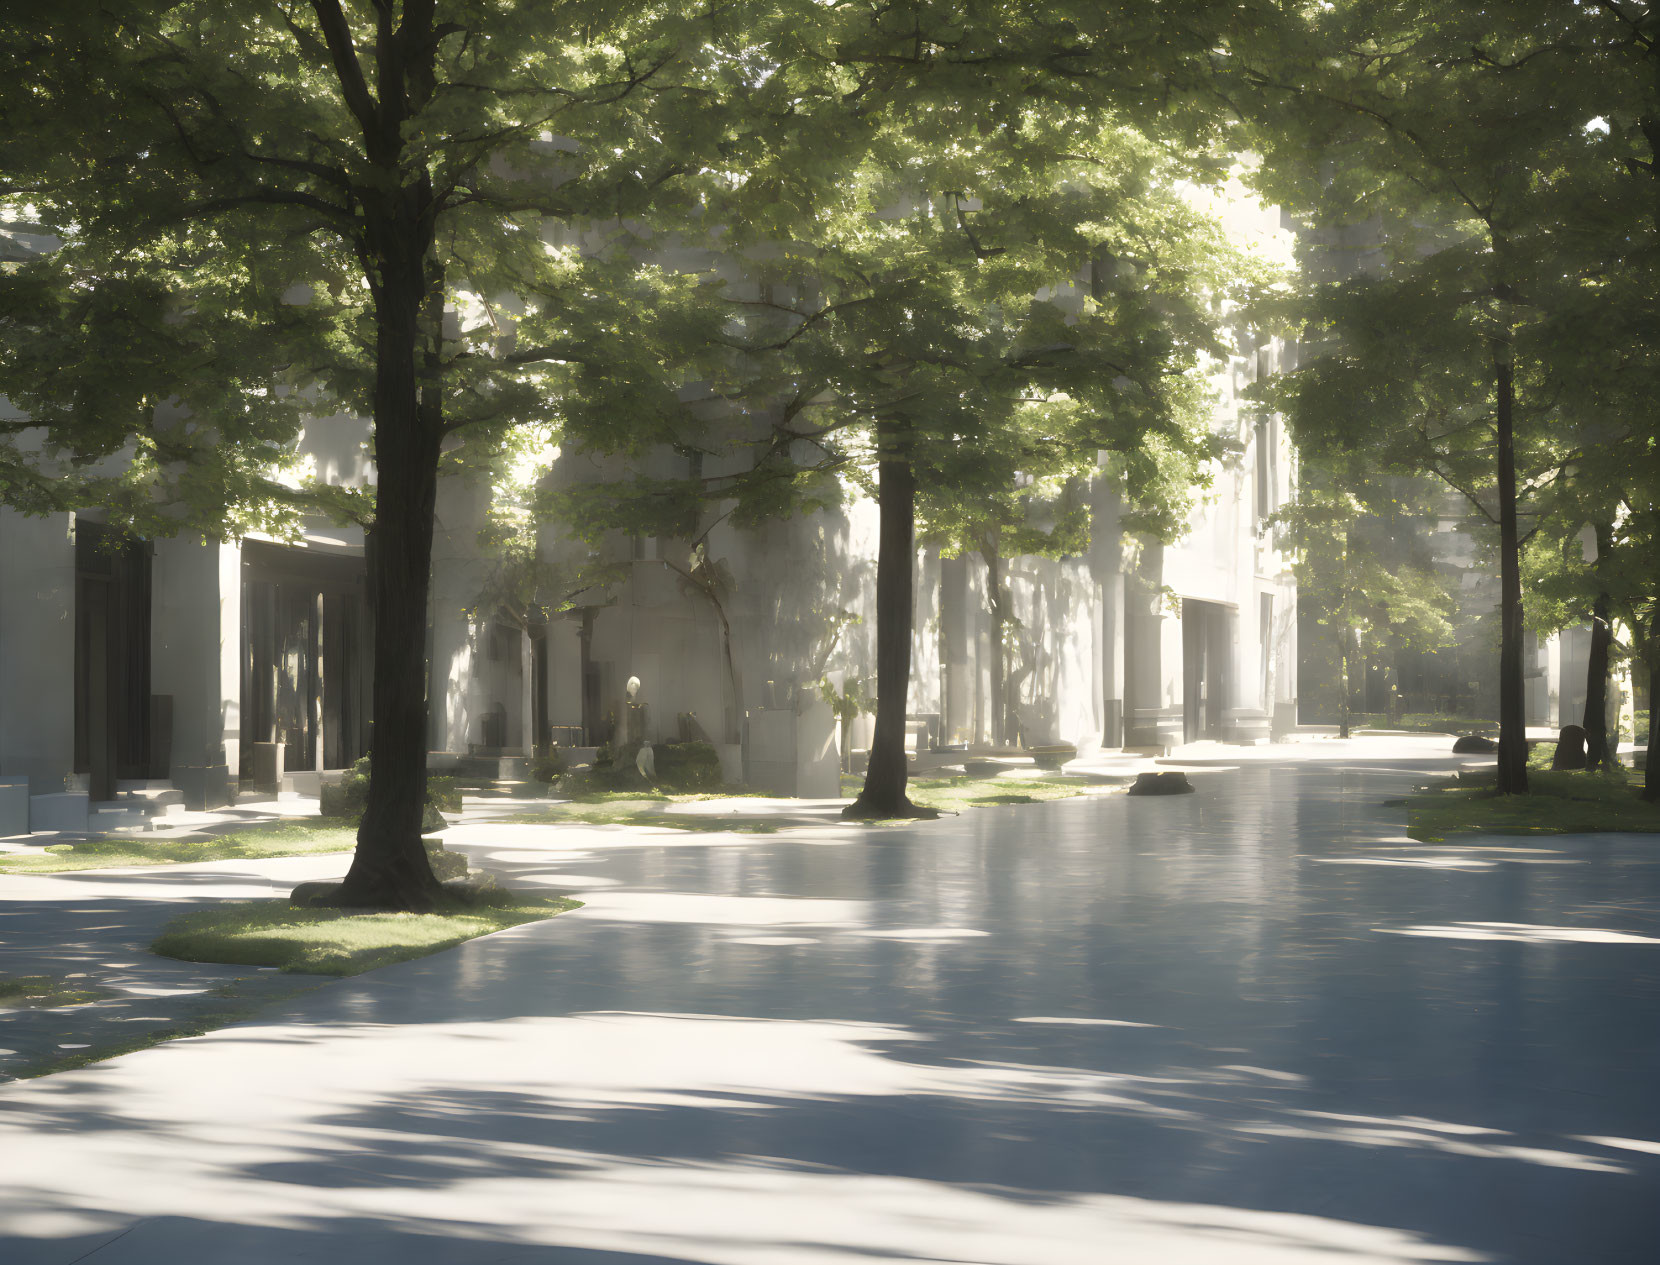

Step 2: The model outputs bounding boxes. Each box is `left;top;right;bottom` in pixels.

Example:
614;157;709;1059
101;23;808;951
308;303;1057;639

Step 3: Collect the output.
1259;594;1275;709
1254;418;1277;527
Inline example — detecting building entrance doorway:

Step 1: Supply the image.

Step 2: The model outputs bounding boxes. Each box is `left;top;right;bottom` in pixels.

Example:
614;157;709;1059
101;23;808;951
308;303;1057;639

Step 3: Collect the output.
1182;599;1232;744
74;523;152;801
240;543;369;775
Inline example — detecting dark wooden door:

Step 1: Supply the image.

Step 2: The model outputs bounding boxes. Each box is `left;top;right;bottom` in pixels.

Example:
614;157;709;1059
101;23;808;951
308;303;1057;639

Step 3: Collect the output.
75;525;151;800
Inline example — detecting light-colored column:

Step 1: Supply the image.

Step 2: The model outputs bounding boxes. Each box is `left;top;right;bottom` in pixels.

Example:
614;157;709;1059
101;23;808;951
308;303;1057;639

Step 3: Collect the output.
150;535;242;778
939;553;971;745
428;470;489;753
0;509;77;789
546;615;584;733
1100;571;1125;746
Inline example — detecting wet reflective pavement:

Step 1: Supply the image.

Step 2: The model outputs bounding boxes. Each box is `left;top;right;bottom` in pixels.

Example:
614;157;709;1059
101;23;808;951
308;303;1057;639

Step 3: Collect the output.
3;752;1659;1263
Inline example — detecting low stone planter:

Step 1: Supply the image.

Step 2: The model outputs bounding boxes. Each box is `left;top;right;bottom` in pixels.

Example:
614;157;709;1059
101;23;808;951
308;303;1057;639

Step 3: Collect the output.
1028;744;1078;771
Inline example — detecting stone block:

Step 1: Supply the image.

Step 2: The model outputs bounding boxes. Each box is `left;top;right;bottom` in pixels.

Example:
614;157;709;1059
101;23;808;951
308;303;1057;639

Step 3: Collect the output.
175;764;233;811
795;699;839;799
0;777;29;836
716;743;743;785
30;791;89;833
250;741;285;796
1223;708;1272;745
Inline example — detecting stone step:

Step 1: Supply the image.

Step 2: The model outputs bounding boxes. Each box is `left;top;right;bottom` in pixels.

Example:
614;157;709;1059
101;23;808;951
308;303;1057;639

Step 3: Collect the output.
116;787;186;809
89;804;152;832
460;780;543;800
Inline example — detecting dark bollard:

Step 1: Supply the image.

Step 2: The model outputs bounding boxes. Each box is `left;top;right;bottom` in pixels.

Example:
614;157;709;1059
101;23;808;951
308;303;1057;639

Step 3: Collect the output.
1550;724;1588;770
1127;771;1195;796
1452;734;1498;753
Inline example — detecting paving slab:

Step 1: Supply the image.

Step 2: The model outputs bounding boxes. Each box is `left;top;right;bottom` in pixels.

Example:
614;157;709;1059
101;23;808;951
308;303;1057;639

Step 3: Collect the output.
2;740;1657;1263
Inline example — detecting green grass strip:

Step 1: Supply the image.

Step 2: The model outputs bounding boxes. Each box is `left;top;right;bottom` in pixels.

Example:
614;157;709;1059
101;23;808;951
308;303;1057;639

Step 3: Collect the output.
1407;766;1660;842
506;801;780;831
906;775;1104;815
0;822;359;875
4;977;328;1081
0;974;112;1009
509;776;1105;830
151;892;580;976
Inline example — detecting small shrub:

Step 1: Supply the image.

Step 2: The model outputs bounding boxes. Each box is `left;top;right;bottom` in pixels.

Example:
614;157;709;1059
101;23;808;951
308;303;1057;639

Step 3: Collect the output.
320;756;462;826
426;777;462;813
531;746;569;784
655;741;723;791
424;841;468;881
582;742;648;790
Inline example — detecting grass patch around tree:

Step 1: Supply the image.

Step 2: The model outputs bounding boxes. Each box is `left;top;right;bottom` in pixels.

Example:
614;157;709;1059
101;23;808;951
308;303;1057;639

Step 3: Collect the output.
828;773;1113;821
506;787;783;832
151;892;581;976
506;798;781;832
508;774;1112;830
0;822;360;875
0;974;113;1009
906;775;1110;815
1407;765;1660;842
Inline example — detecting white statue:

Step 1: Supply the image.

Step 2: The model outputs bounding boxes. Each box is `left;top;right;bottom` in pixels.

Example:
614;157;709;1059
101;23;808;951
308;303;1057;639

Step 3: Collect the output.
635;741;656;782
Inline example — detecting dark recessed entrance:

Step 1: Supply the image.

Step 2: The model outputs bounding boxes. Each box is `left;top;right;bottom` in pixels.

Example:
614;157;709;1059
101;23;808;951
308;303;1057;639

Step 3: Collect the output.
1182;598;1232;744
74;522;152;801
240;542;369;774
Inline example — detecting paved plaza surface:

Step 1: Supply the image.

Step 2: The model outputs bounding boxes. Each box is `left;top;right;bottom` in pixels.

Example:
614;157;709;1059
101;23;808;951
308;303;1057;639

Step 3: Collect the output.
2;739;1659;1263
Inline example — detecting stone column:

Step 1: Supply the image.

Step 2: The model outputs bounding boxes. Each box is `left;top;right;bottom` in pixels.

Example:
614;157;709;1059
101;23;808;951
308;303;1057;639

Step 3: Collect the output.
939;553;971;745
0;509;77;790
428;471;489;753
1091;471;1127;747
1100;571;1126;747
545;615;584;737
150;534;241;804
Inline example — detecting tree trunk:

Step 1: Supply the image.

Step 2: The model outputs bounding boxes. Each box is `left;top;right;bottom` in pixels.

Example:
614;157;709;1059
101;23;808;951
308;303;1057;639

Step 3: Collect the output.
333;249;445;909
521;613;535;756
717;603;744;749
1494;357;1529;794
1337;616;1352;739
843;426;935;820
983;539;1007;746
1583;521;1614;768
1646;597;1660;804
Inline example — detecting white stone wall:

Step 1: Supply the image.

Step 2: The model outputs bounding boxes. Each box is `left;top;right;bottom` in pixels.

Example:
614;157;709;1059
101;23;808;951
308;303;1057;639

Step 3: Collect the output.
0;509;77;790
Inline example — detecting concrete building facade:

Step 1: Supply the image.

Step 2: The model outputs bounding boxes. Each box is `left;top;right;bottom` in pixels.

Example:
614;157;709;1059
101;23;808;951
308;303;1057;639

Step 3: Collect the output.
0;201;1298;831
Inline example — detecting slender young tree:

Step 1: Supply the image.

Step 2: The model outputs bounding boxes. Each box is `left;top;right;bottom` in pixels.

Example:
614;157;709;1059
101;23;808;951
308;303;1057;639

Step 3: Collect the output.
1239;3;1629;792
1270;463;1454;738
745;164;1230;818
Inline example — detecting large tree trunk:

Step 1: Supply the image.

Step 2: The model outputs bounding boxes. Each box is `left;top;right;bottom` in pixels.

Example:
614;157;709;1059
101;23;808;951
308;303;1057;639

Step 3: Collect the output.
302;7;447;908
983;539;1007;746
843;426;935;820
1646;597;1660;804
333;244;445;909
1494;357;1529;794
1583;519;1615;768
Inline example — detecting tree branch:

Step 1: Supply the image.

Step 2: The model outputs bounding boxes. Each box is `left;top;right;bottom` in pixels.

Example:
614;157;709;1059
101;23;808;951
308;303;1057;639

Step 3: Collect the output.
308;0;380;139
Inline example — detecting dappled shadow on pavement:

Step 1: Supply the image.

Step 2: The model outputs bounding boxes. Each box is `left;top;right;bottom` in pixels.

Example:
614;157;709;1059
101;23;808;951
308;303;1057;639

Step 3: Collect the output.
3;760;1659;1263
